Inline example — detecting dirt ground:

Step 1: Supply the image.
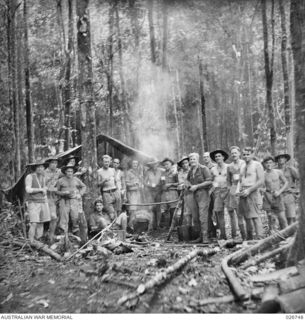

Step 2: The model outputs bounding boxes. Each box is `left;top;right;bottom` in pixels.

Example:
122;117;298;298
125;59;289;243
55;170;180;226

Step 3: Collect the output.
0;223;268;314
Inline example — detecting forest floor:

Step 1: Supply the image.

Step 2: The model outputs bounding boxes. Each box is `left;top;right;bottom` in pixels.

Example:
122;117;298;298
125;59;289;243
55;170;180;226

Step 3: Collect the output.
0;212;273;314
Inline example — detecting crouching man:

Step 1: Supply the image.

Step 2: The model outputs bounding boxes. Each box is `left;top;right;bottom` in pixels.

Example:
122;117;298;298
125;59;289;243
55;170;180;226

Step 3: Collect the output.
89;199;127;235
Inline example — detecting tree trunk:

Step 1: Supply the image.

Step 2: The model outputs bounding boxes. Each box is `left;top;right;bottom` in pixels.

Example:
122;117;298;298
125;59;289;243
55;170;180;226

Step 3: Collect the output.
23;0;34;162
7;0;21;179
114;1;129;143
198;58;208;151
161;0;168;71
279;0;293;156
16;3;26;169
287;0;305;265
262;0;276;154
107;2;114;137
76;0;98;217
63;0;74;150
147;0;157;64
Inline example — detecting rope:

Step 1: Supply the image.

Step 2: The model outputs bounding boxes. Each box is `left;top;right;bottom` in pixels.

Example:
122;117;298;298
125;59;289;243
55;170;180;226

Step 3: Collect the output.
122;198;180;207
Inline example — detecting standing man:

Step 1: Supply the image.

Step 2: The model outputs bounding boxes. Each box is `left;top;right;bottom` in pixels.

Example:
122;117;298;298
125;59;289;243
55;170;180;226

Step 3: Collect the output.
186;153;212;244
227;146;246;240
177;156;191;226
262;156;288;232
239;147;264;240
160;158;179;228
25;160;50;243
44;157;61;244
113;158;126;209
203;152;217;239
210;149;230;240
97;155;121;220
276;153;299;224
144;160;163;229
125;159;143;228
56;165;86;238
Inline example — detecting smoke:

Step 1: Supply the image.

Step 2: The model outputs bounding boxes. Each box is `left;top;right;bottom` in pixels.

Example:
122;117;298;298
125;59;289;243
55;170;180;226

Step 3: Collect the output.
132;62;176;160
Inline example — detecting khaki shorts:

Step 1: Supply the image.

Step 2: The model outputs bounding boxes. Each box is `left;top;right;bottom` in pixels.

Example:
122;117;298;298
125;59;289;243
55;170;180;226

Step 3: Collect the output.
282;192;296;218
48;198;57;220
27;202;50;223
213;188;229;212
239;190;261;219
262;191;284;214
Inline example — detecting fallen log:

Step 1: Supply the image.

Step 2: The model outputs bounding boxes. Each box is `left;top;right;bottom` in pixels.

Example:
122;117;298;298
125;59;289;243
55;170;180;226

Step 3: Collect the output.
275;288;305;313
279;274;305;294
117;247;220;305
250;266;298;283
230;222;297;266
241;244;291;270
65;220;116;261
221;253;250;301
11;239;62;262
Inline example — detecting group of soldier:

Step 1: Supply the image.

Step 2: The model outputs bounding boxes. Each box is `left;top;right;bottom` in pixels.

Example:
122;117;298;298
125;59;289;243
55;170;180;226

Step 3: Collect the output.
24;145;299;246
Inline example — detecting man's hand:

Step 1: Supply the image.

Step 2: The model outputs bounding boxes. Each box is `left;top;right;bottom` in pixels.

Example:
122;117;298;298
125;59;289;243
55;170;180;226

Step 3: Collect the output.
41;188;47;196
240;188;250;198
273;190;281;197
189;185;198;192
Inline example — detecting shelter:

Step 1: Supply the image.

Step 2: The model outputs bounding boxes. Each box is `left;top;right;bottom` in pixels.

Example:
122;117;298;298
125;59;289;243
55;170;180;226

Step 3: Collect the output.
2;133;155;204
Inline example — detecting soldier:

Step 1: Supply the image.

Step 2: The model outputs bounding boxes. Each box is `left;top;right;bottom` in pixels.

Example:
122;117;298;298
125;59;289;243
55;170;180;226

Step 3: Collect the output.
125;159;143;229
275;153;299;224
56;165;86;237
203;152;217;239
239;147;264;240
89;199;128;235
227;146;246;240
97;155;121;219
186;153;212;243
44;157;61;244
177;156;191;226
262;156;288;232
160;158;179;228
24;160;50;243
210;149;230;240
113;158;126;208
144;160;163;229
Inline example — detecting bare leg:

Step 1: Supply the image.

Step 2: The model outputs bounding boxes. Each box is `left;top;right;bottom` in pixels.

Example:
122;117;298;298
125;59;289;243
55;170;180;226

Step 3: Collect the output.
49;218;58;244
35;223;44;240
277;211;288;230
228;210;237;238
28;223;37;243
215;210;226;240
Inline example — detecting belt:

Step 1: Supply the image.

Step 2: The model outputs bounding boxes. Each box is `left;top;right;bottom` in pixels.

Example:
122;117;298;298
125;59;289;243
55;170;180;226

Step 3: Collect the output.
102;188;117;193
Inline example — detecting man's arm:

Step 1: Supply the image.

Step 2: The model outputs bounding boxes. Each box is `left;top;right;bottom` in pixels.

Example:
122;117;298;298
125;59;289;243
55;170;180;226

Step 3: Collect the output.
25;175;45;195
248;163;264;193
227;166;232;188
76;178;87;196
290;166;300;181
275;170;288;196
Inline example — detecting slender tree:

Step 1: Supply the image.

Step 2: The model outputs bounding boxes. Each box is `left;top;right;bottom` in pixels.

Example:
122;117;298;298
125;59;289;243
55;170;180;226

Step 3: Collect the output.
287;0;305;265
147;0;157;64
198;57;208;151
63;0;74;150
23;0;34;162
76;0;98;193
279;0;293;156
161;0;168;71
262;0;276;154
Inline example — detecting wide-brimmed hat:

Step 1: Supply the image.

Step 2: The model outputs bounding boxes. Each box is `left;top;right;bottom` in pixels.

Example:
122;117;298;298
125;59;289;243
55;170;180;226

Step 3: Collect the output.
262;156;275;164
61;165;78;174
210;149;229;162
63;155;80;165
177;155;189;168
161;157;174;165
145;159;160;167
275;153;291;162
26;159;48;169
45;157;59;163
